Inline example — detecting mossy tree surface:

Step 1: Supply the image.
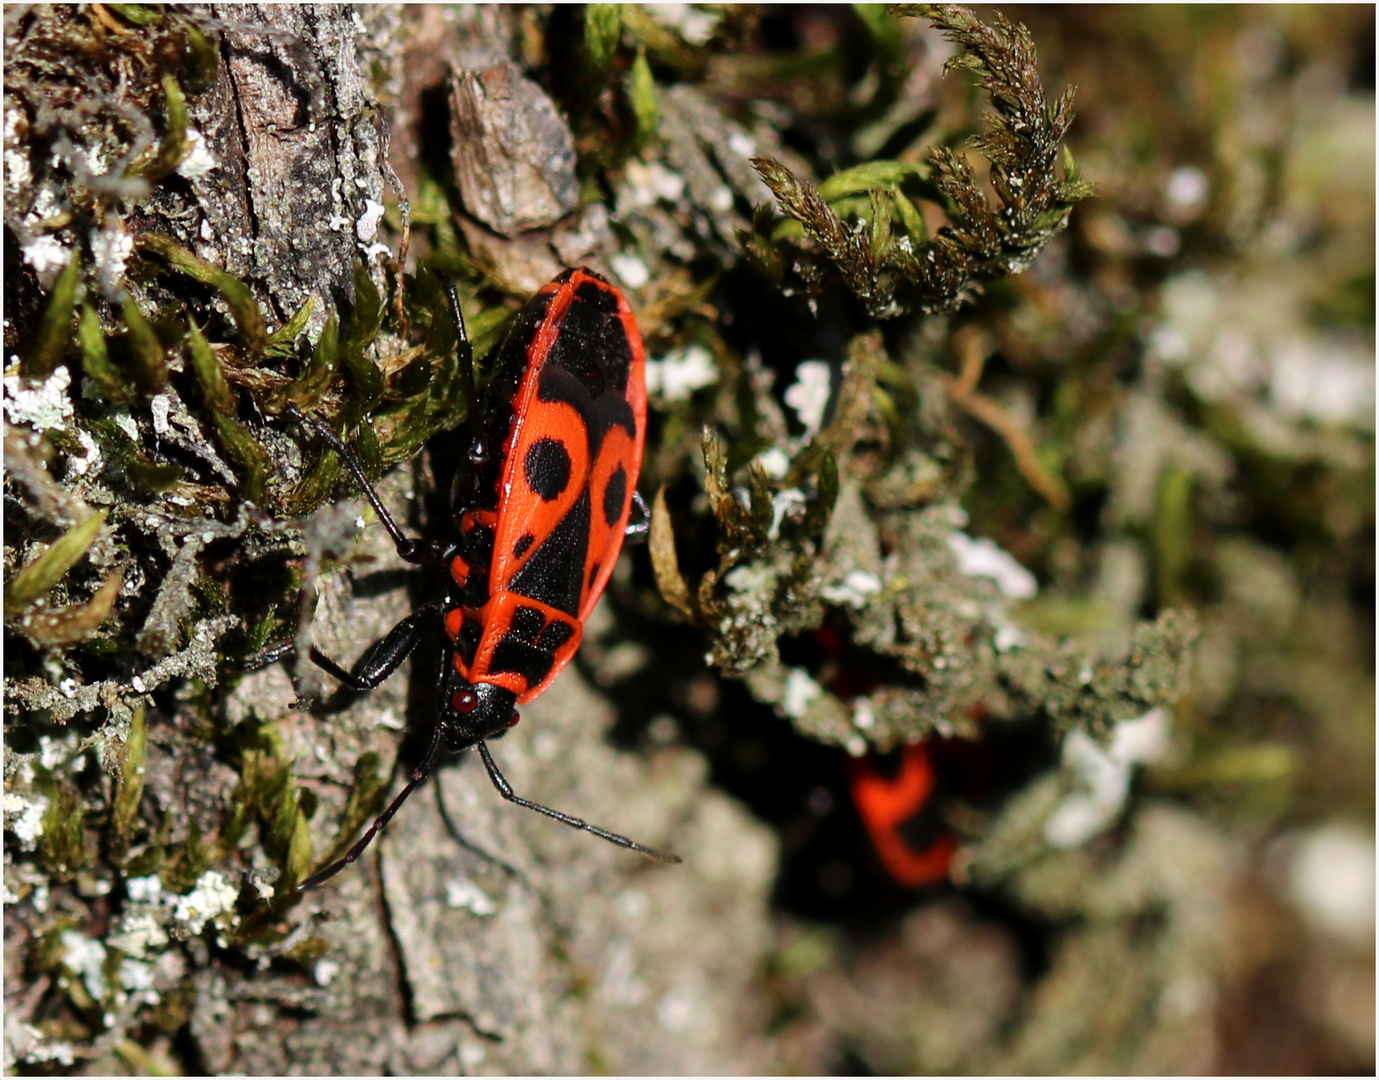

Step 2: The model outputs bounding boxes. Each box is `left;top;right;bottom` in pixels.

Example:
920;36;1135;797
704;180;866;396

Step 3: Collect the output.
4;4;1371;1075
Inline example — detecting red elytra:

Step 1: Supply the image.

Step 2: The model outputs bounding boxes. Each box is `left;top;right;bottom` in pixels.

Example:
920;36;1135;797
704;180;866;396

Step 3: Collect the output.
260;268;676;889
848;743;956;888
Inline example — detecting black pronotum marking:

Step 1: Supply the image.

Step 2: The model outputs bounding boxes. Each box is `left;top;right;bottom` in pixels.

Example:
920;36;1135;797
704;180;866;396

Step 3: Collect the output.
486;605;577;686
488;636;556;687
524;437;571;501
457;612;482;667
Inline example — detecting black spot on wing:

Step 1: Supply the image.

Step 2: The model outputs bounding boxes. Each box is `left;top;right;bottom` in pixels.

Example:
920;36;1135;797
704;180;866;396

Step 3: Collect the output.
513;533;535;559
895;800;945;857
524;437;571;501
602;465;627;527
588;561;601;588
507;490;591;616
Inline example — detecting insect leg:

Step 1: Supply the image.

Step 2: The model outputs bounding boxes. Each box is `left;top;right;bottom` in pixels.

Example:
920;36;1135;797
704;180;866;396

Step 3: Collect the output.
285;403;431;564
248;601;441;690
623;489;650;544
476;741;681;864
243;640;295;671
439;275;478;413
299;719;447;890
309;601;443;690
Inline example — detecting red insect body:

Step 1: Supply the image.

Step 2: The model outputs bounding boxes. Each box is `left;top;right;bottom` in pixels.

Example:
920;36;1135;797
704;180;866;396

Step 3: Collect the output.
273;267;672;889
848;744;957;888
447;269;646;706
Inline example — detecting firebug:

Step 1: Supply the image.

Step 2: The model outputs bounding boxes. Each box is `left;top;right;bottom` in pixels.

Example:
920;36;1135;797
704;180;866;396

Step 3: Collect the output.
848;743;957;888
254;267;677;888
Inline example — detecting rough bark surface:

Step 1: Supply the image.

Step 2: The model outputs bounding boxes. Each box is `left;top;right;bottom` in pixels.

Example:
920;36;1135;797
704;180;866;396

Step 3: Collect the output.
214;470;778;1075
156;4;389;329
10;5;1365;1076
3;5;778;1073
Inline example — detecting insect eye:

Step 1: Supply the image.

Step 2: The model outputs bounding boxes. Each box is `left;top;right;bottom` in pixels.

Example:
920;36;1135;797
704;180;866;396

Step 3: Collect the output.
507;711;520;728
452;689;479;713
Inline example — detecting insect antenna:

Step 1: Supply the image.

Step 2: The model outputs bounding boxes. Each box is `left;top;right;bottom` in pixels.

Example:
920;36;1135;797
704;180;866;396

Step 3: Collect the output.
299;721;446;890
476;741;681;864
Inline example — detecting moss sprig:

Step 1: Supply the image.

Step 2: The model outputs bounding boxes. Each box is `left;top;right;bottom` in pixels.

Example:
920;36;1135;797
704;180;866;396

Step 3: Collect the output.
750;3;1092;318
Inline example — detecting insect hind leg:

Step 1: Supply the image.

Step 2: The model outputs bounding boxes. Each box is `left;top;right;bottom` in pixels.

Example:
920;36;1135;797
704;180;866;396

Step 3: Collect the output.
623;489;651;544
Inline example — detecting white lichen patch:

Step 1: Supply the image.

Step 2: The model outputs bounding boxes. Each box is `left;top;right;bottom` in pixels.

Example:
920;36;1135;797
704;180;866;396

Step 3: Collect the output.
783;667;823;719
1045;708;1171;848
767;488;807;540
171;870;239;934
609;252;650;289
445;878;498;916
992;622;1026;653
783;360;832;437
1286;822;1376;943
644;3;720;45
111;409;140;441
21;234;70;277
176;127;218;178
17;1026;75;1068
106;909;170;958
59;929;109;1003
4;363;75;431
646;343;718;401
65;427;102;477
5;793;49;850
820;569;884;609
947;531;1038;600
90;217;134;296
619;158;686;209
125;874;162;903
355;198;385;242
755;447;791;479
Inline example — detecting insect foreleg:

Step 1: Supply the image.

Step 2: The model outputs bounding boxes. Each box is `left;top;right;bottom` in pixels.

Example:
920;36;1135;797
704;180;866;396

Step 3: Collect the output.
299;719;447;890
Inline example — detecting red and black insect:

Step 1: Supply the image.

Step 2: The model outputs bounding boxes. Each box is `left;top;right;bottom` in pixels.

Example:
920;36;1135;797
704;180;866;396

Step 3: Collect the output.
848;742;956;888
257;267;676;888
